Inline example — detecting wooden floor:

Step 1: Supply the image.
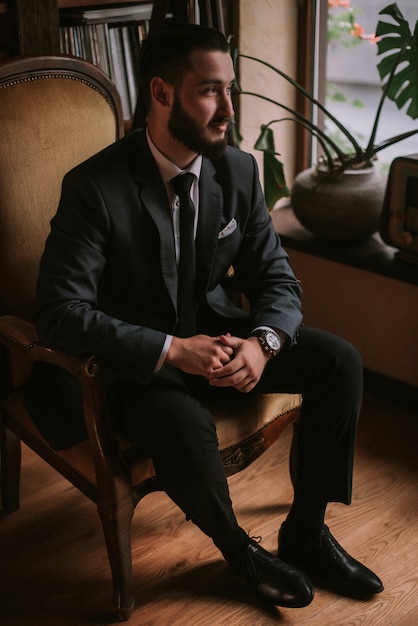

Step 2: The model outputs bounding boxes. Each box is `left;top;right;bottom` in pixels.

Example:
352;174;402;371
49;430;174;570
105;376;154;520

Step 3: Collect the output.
0;376;417;626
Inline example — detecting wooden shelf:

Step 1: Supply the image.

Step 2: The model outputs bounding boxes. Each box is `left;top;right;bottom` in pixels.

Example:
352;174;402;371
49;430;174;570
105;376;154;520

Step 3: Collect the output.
59;0;151;8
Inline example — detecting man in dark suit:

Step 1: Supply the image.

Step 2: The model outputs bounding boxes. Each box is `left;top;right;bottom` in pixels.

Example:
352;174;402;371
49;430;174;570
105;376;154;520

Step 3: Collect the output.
33;24;383;608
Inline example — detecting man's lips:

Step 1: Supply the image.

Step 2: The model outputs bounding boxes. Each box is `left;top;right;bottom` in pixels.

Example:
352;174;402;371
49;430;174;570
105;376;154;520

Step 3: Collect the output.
212;123;228;132
209;118;231;133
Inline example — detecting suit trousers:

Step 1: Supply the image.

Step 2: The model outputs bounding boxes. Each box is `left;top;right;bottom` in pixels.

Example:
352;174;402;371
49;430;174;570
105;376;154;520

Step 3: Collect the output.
114;327;363;550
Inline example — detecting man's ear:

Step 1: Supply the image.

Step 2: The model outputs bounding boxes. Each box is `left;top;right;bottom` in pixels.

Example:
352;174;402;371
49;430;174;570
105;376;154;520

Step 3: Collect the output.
150;76;171;107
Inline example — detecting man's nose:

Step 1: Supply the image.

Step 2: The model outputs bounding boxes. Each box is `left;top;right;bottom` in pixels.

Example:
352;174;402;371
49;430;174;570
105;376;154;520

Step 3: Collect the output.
219;92;234;118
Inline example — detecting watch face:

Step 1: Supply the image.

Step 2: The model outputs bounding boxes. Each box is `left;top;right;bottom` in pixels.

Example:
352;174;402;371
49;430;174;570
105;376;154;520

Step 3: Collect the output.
266;331;281;350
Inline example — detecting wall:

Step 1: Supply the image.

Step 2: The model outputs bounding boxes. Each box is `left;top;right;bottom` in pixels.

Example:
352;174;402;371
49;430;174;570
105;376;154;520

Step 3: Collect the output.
238;0;298;187
287;251;418;387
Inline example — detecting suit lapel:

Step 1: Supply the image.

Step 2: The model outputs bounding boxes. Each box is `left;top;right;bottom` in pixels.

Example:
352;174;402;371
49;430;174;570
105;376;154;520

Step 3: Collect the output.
196;158;223;290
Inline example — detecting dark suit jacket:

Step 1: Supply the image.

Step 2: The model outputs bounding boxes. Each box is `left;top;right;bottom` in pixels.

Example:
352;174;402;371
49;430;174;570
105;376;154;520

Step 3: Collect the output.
28;128;302;448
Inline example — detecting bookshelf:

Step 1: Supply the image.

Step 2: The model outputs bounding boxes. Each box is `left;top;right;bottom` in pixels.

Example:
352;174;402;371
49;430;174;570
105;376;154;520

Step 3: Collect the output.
0;1;197;58
0;1;187;120
0;1;230;121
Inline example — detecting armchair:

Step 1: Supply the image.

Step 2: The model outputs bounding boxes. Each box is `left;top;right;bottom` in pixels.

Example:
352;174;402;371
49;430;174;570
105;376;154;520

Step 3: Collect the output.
0;55;301;621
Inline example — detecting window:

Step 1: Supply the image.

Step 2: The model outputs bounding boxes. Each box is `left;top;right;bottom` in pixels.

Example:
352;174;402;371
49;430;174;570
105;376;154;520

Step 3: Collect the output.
314;0;418;170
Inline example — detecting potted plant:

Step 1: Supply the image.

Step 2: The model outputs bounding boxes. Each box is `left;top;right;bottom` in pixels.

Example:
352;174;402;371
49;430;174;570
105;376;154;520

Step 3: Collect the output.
235;3;418;240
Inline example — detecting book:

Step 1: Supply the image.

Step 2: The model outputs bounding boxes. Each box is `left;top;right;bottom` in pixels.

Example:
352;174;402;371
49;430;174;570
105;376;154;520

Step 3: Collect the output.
121;25;139;115
60;3;154;24
59;5;150;120
107;26;127;116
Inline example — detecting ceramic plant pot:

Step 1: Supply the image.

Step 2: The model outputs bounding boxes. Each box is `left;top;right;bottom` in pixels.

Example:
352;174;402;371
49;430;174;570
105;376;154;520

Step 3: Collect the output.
291;164;387;241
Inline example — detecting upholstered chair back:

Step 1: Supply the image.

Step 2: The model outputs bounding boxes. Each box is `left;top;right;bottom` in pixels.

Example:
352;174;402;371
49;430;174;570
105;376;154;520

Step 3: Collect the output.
0;56;124;321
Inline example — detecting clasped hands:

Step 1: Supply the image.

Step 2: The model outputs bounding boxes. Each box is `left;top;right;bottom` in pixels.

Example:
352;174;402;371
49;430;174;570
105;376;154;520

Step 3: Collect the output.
166;333;271;393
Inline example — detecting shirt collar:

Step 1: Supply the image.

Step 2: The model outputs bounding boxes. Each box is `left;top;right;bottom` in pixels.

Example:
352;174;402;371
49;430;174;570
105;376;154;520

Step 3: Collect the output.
146;126;202;183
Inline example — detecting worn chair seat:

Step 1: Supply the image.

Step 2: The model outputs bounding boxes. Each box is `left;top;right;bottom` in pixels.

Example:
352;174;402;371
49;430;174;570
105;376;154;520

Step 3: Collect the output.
4;385;301;496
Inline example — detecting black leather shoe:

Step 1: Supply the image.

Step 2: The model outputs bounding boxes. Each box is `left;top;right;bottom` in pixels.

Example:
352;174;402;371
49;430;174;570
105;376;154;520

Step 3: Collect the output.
278;523;384;597
223;535;314;608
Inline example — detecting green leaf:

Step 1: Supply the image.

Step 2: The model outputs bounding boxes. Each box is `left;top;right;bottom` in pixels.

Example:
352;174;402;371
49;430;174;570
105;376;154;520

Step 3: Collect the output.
379;2;404;21
262;152;290;209
229;121;242;148
254;127;289;209
376;3;418;119
254;125;275;152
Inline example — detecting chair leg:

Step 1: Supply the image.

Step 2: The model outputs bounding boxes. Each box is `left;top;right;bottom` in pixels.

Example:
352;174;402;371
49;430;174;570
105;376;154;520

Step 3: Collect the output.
0;425;21;513
97;488;136;621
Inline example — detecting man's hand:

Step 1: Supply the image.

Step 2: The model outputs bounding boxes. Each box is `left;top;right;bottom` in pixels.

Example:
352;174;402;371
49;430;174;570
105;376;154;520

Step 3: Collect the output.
208;334;271;393
166;334;234;377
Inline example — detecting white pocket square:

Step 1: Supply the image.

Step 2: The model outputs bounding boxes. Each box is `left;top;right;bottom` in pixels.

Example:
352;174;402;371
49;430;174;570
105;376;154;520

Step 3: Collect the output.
218;218;237;239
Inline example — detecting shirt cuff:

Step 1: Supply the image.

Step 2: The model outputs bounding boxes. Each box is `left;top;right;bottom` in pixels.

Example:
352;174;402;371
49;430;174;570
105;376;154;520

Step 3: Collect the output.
154;334;173;372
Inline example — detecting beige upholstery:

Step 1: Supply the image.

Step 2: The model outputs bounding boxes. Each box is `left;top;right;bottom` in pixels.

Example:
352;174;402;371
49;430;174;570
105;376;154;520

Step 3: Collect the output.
0;57;123;321
0;56;301;621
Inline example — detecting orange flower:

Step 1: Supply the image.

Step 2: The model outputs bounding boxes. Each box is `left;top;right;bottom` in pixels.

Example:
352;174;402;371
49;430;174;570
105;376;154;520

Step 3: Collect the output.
363;33;380;44
350;23;364;38
327;1;351;9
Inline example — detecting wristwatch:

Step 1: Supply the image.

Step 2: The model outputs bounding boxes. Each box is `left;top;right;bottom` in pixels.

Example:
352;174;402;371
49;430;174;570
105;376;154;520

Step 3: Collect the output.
252;329;282;357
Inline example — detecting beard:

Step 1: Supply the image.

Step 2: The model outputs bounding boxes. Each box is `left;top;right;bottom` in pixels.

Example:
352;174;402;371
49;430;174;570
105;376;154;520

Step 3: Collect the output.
168;93;229;159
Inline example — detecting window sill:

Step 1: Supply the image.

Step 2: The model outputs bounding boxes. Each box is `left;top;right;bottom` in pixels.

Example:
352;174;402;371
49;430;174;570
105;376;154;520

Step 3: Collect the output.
272;206;418;287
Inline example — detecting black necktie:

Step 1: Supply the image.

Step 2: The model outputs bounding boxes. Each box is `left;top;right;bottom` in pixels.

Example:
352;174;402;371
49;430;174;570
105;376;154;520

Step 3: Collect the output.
171;173;197;337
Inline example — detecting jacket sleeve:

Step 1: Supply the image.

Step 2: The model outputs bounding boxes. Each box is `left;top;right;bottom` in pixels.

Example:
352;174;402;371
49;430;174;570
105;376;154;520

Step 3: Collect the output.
231;154;303;344
35;167;166;383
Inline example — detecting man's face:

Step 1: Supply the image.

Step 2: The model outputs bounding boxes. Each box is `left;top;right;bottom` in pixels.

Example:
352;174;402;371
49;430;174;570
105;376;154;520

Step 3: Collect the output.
167;49;235;158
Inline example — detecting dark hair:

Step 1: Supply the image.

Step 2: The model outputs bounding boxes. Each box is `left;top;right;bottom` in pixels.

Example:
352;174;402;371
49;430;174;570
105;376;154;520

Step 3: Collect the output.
137;23;230;117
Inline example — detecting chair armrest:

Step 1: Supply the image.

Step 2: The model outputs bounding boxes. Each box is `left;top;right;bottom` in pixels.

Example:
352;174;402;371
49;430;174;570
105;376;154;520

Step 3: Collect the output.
0;314;129;480
0;315;38;347
0;314;95;384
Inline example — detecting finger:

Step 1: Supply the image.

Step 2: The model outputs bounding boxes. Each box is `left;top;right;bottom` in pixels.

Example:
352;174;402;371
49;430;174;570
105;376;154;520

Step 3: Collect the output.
234;373;258;391
218;334;241;350
209;366;248;387
235;377;257;392
237;381;257;393
208;359;240;379
219;353;232;365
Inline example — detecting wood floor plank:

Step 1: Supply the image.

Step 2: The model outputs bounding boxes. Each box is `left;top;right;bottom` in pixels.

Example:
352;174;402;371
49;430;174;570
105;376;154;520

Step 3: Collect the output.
0;381;417;625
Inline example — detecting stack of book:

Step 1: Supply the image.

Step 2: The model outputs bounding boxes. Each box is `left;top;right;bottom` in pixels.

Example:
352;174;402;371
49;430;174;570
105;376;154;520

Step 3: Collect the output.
60;4;154;120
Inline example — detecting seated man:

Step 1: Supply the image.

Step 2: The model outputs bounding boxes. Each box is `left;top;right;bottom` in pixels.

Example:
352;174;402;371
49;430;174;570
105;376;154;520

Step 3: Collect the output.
32;23;383;609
